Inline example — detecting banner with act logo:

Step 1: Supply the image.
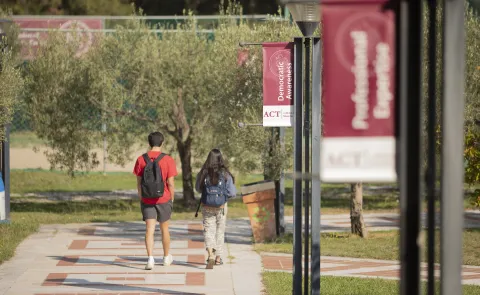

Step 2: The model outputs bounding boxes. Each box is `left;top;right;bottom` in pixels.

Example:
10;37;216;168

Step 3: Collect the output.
321;0;397;183
262;42;294;127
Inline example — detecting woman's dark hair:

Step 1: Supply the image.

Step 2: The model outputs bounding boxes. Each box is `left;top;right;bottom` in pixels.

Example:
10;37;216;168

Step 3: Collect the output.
200;149;234;190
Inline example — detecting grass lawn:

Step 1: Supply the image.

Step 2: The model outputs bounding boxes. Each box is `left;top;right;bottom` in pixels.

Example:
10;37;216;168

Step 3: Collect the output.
9;170;408;219
11;170;146;194
10;170;402;212
11;170;479;211
10;170;266;195
9;131;46;148
262;272;480;295
255;230;480;266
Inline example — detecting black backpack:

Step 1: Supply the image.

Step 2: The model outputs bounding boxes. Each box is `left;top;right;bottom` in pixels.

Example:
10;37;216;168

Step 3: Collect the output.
141;153;166;198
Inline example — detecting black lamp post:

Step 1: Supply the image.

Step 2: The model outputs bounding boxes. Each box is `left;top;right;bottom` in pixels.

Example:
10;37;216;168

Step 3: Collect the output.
283;0;320;37
279;1;321;295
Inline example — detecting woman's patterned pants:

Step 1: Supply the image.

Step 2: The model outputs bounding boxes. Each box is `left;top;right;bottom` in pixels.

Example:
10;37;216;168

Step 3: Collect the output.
201;204;227;257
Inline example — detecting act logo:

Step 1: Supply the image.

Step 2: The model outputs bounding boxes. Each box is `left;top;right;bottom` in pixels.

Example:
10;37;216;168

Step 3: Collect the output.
264;111;281;118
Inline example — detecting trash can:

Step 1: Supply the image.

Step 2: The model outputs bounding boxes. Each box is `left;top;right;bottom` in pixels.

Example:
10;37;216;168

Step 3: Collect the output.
241;180;277;243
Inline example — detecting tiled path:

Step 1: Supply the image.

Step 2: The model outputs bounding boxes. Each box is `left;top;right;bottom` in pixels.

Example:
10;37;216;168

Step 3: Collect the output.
284;210;480;232
0;219;263;295
261;253;480;285
3;213;480;295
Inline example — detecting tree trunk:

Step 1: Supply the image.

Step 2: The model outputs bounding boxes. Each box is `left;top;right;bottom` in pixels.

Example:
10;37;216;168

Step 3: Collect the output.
177;139;196;208
350;183;368;238
263;128;279;181
170;87;196;207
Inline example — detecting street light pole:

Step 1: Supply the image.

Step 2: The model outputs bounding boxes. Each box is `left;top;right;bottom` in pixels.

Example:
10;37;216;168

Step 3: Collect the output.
441;0;466;294
280;1;320;295
292;37;304;295
303;36;311;295
426;1;438;294
399;1;423;294
310;37;321;295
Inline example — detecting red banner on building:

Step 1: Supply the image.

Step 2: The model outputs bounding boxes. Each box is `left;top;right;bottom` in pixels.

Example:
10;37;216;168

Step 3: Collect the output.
321;0;397;182
13;17;103;59
262;42;294;127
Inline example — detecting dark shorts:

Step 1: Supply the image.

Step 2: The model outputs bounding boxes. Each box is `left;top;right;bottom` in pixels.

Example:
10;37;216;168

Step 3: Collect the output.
141;200;173;223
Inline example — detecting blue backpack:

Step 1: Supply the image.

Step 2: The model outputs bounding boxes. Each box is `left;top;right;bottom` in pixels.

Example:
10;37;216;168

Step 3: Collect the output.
202;174;228;207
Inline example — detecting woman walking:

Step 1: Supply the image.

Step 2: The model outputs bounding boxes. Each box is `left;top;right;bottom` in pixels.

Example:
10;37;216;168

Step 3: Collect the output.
195;149;236;269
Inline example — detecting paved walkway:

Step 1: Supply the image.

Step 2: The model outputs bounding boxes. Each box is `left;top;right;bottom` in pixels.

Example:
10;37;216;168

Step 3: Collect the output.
261;253;480;285
0;219;263;295
284;210;480;232
2;212;480;295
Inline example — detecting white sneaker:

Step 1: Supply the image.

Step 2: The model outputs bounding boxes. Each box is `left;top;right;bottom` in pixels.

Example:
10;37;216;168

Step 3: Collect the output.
163;254;173;266
145;257;155;270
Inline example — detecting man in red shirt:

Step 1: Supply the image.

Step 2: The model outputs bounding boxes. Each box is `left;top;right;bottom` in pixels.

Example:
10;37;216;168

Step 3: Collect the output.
133;132;178;270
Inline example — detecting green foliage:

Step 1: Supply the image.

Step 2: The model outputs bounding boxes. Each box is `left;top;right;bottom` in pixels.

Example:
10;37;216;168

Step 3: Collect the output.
457;5;480;185
472;192;480;209
20;4;299;204
423;4;480;184
209;7;299;177
23;31;104;174
0;51;22;142
0;9;22;142
464;6;480;127
465;128;480;185
0;0;132;15
0;9;21;57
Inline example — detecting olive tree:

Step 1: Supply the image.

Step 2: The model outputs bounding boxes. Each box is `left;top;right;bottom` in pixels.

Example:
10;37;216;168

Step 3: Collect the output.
88;18;234;206
209;9;299;179
21;2;303;206
23;31;109;173
87;10;300;205
0;11;23;144
0;50;23;143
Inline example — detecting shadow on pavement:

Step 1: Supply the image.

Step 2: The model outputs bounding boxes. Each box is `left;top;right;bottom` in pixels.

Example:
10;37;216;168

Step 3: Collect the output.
59;279;204;295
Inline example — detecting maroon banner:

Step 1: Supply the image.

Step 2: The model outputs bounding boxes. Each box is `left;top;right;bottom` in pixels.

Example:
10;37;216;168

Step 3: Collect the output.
262;42;294;127
13;17;102;59
321;0;397;182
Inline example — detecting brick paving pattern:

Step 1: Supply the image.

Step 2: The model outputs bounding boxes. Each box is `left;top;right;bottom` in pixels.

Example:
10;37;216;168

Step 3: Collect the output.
0;220;263;295
261;254;480;285
284;211;480;233
2;212;480;295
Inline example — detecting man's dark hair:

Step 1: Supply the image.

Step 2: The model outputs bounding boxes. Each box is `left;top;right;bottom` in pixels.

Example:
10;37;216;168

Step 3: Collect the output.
148;132;164;147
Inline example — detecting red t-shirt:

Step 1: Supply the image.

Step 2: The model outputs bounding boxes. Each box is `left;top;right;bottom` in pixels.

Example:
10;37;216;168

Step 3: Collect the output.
133;151;178;205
